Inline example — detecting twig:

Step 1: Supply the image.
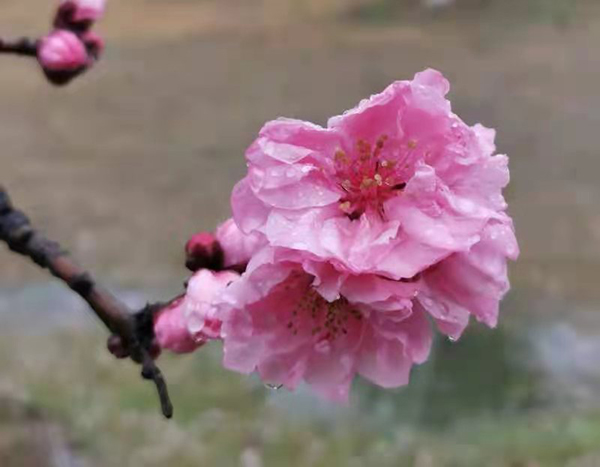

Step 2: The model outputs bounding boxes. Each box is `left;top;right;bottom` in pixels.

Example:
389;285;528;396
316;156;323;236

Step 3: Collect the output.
0;186;174;419
0;37;38;57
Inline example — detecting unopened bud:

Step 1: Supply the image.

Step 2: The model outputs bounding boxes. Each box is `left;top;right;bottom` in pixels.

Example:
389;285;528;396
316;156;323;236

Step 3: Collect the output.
107;334;130;359
154;297;205;354
185;232;224;272
54;0;106;32
81;31;104;60
215;218;264;273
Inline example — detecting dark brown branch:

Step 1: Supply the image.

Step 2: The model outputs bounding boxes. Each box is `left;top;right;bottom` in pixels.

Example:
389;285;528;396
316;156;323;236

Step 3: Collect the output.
0;186;174;419
0;37;38;57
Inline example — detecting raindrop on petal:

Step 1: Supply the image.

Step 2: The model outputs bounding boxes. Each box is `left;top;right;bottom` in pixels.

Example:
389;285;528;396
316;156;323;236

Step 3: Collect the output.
265;384;284;390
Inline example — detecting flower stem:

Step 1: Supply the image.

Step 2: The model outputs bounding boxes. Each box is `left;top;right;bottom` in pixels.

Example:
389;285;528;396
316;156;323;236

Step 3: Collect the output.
0;37;38;57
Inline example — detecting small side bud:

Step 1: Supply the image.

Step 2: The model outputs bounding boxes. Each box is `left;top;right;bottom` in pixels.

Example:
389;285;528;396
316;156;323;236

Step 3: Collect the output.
81;31;104;60
215;218;265;273
54;0;106;32
185;232;224;272
154;298;205;354
107;334;130;359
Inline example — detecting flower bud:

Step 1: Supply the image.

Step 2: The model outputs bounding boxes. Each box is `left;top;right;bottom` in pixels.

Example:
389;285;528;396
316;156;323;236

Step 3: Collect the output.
153;270;240;354
54;0;106;32
154;297;204;355
81;31;104;60
185;232;224;272
215;218;264;272
106;334;130;359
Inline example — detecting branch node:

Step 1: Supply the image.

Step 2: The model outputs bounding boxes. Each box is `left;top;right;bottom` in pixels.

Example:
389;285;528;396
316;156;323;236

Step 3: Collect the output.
67;272;95;296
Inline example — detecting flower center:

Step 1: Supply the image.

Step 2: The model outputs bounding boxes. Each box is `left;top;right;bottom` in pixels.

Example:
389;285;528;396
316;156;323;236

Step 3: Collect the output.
286;287;362;341
333;135;410;219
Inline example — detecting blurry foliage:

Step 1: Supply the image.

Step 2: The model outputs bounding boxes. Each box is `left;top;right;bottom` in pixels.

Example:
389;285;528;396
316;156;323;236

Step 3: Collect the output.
347;0;578;26
356;324;541;431
131;0;578;26
0;327;599;466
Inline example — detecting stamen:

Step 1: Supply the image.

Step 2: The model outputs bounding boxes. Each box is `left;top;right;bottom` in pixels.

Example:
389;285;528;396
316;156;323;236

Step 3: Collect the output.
335;150;348;164
332;134;408;220
286;288;362;341
339;201;352;213
360;178;374;189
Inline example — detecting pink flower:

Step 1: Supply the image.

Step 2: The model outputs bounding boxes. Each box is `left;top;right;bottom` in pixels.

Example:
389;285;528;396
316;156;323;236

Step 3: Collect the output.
215;218;265;271
219;248;432;402
232;69;516;283
37;30;89;72
217;70;519;400
154;269;240;354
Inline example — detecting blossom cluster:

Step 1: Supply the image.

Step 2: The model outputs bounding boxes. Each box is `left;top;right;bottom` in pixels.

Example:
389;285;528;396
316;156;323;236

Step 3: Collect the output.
155;69;519;402
37;0;106;85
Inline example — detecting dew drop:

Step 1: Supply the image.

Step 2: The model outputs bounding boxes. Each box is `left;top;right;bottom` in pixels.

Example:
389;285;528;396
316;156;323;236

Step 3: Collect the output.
448;336;458;343
265;384;284;390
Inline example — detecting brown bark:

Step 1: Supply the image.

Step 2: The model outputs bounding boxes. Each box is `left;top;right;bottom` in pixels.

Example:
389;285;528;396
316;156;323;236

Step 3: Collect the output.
0;186;174;419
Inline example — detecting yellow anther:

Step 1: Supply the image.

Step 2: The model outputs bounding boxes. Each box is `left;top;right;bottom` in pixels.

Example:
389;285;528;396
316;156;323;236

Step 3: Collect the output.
407;139;418;149
357;139;371;156
360;178;375;189
374;173;383;185
339;201;352;213
335;150;348;163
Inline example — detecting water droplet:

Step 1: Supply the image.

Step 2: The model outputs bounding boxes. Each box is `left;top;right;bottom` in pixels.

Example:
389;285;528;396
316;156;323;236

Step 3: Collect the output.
448;336;458;343
265;383;283;390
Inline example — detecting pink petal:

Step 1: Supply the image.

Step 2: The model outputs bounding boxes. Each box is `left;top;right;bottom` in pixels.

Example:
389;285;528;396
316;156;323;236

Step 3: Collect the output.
215;218;265;269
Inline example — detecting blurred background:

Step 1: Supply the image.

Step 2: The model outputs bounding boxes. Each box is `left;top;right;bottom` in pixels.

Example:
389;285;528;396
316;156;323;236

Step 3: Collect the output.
1;0;599;465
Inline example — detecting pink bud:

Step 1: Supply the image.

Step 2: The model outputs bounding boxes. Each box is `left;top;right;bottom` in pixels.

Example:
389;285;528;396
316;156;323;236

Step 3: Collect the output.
154;270;240;354
185;232;224;272
154;297;204;355
107;334;130;359
55;0;106;30
38;30;90;85
215;218;264;272
81;31;104;60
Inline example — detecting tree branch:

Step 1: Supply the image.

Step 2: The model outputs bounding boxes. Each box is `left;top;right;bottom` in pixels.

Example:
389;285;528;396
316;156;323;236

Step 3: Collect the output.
0;37;38;57
0;186;174;419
